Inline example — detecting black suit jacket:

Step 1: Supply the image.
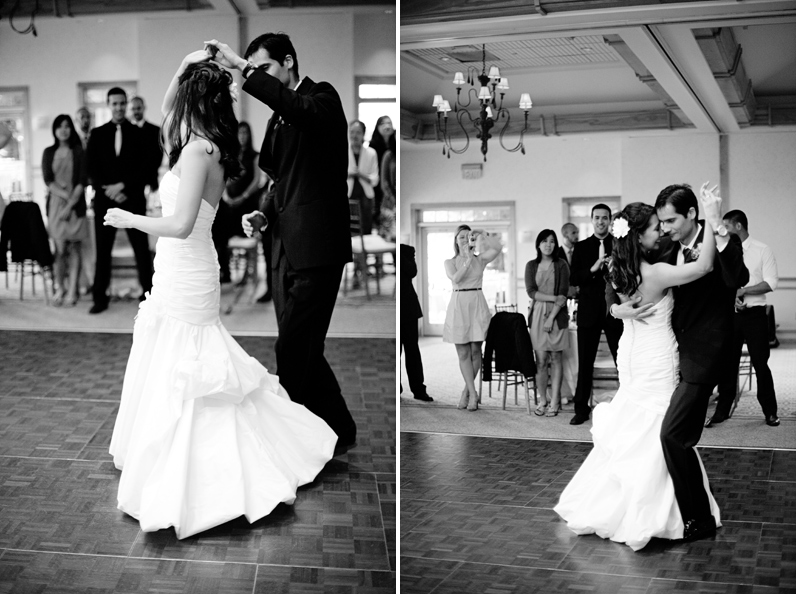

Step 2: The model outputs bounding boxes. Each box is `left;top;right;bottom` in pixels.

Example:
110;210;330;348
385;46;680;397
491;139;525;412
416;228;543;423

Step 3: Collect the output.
669;223;749;384
400;244;423;321
483;312;537;381
244;72;352;270
139;121;163;190
87;120;146;214
570;234;615;327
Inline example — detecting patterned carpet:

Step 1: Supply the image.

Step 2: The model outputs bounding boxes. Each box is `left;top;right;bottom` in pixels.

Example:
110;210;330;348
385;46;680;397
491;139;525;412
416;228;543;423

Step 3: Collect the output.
0;331;396;593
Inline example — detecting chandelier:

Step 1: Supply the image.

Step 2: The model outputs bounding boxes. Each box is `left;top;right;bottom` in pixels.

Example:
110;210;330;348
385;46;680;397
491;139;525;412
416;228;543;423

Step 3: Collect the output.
432;45;533;161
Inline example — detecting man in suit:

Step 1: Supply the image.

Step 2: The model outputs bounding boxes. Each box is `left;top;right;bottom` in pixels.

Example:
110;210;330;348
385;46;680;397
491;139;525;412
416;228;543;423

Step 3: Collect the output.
401;244;433;402
706;209;779;428
87;87;153;314
75;107;92;150
557;222;579;299
207;33;357;449
568;204;622;425
129;96;163;193
611;183;748;541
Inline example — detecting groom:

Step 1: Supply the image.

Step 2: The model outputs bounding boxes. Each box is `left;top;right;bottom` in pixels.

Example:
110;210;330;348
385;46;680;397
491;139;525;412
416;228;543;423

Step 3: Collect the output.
205;33;357;450
611;183;748;541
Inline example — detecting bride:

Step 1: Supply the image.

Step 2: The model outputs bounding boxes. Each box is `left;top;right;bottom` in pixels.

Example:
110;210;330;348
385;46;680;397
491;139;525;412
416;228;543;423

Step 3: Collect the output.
554;189;722;551
104;50;337;539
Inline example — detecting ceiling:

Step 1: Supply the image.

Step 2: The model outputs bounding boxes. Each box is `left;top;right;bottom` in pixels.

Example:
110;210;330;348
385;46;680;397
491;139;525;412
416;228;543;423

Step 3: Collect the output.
400;0;796;142
0;0;392;21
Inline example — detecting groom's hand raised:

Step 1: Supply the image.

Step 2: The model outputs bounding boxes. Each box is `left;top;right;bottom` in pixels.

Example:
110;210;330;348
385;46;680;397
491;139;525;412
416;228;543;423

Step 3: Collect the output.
203;39;247;71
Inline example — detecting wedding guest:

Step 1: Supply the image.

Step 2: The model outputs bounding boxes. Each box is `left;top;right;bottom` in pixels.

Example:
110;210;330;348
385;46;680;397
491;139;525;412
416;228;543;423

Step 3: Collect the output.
401;243;432;402
526;230;570;416
212;121;262;283
378;150;396;243
129;96;164;192
443;225;501;411
42;114;89;306
347;120;379;235
569;204;622;425
368;115;395;226
706;209;780;427
75;107;92;149
558;222;579;299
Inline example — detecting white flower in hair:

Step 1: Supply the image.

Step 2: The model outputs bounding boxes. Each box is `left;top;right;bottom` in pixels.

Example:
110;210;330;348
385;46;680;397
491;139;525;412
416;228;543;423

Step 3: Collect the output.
611;217;630;239
229;82;239;103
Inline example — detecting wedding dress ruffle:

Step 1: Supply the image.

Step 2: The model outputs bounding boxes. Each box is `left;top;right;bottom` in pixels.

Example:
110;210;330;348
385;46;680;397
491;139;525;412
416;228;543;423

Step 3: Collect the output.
109;171;337;539
554;292;720;551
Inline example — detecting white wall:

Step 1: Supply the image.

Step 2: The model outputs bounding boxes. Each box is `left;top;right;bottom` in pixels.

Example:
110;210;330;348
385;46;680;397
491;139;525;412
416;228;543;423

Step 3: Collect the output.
401;129;796;332
0;9;392;210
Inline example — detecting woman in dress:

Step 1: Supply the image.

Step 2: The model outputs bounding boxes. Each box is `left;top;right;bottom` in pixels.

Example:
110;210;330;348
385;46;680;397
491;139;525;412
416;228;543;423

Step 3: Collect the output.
104;51;337;540
212;120;262;283
554;196;721;551
42;114;89;306
368;115;395;227
347;120;379;235
525;230;570;417
443;224;501;411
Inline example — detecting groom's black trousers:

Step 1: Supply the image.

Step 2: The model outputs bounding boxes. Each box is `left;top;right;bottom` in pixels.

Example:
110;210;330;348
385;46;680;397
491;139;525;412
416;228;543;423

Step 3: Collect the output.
661;380;714;523
271;245;356;441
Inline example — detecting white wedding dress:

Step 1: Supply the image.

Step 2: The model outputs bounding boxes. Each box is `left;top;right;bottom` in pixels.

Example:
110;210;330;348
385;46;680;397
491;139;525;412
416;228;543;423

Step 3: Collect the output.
109;170;337;539
554;291;720;551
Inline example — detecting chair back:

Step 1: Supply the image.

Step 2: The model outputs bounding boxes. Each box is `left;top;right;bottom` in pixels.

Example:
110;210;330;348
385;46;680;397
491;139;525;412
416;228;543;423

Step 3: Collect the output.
495;303;517;313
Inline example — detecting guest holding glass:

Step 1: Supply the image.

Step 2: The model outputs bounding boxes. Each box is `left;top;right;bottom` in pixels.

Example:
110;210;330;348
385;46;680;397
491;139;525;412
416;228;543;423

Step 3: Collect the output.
42;114;89;306
443;225;502;411
526;229;570;416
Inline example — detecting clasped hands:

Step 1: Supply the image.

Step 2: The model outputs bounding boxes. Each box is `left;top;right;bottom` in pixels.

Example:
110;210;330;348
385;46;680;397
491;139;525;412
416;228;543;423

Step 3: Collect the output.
103;182;127;204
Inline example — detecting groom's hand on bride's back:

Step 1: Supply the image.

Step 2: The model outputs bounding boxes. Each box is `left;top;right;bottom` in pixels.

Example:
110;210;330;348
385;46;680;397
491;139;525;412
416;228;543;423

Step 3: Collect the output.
610;294;655;324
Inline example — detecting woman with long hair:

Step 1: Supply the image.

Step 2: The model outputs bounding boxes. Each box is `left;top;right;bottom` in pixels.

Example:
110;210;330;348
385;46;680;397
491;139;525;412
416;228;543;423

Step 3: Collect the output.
525;230;570;416
104;51;337;539
368;115;395;226
554;192;723;551
443;224;502;411
42;114;89;306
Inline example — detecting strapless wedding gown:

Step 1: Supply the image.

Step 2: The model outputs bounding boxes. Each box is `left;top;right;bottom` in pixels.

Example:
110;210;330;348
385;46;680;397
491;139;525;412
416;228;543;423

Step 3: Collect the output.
554;292;720;551
109;170;337;539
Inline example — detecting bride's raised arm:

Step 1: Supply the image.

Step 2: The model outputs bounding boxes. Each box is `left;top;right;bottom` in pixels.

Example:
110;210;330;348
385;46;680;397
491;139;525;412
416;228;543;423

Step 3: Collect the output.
161;50;214;117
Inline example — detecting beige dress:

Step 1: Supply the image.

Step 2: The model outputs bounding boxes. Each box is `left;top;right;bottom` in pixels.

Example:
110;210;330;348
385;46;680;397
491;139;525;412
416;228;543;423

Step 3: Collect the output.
48;148;88;242
529;264;569;352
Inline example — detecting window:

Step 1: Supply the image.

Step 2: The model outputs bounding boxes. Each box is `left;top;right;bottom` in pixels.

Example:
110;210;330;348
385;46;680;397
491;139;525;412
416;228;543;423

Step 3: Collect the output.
0;88;31;199
355;76;396;143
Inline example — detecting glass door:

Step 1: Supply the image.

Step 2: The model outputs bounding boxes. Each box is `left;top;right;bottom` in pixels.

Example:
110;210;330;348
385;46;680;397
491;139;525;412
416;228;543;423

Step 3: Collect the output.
416;204;515;336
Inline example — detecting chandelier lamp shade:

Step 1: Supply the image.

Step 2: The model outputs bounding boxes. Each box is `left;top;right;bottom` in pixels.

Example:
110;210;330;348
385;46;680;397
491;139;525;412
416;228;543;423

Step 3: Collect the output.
433;45;532;161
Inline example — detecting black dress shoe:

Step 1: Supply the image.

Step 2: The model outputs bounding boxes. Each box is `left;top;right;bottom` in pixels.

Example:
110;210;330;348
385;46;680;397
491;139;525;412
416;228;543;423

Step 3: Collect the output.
413;393;434;402
766;415;780;427
89;302;108;315
704;413;728;428
682;517;717;542
569;414;589;426
256;291;272;303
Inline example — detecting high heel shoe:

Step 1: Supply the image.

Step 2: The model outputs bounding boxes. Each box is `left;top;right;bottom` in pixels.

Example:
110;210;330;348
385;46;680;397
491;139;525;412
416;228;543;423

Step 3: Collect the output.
457;387;469;410
546;405;561;417
467;390;478;411
534;401;548;416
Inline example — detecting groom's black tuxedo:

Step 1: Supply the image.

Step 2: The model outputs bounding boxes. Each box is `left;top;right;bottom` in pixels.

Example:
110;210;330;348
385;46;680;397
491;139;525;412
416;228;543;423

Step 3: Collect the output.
661;222;748;526
242;70;355;444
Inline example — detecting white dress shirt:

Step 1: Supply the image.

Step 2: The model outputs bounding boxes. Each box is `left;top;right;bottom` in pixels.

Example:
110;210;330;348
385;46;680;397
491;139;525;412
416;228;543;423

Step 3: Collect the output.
741;235;778;308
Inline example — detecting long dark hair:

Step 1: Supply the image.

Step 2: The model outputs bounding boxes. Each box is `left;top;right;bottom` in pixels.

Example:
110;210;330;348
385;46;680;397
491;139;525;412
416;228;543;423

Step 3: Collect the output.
608;202;655;297
166;61;242;180
369;115;396;161
238;121;255;155
534;229;560;263
50;114;81;150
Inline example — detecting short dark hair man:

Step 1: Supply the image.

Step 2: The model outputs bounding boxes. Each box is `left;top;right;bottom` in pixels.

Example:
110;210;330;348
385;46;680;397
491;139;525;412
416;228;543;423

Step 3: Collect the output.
706;209;779;428
87;87;152;313
205;33;356;450
568;203;622;425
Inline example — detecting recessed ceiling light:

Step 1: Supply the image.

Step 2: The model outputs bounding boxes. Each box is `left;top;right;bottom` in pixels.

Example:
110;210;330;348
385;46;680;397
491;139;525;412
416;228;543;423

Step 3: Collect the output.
441;57;450;61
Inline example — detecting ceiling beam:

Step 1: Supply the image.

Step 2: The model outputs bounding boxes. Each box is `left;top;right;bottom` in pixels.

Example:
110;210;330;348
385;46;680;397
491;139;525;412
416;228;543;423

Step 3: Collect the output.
204;0;239;14
617;26;718;133
650;23;740;132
